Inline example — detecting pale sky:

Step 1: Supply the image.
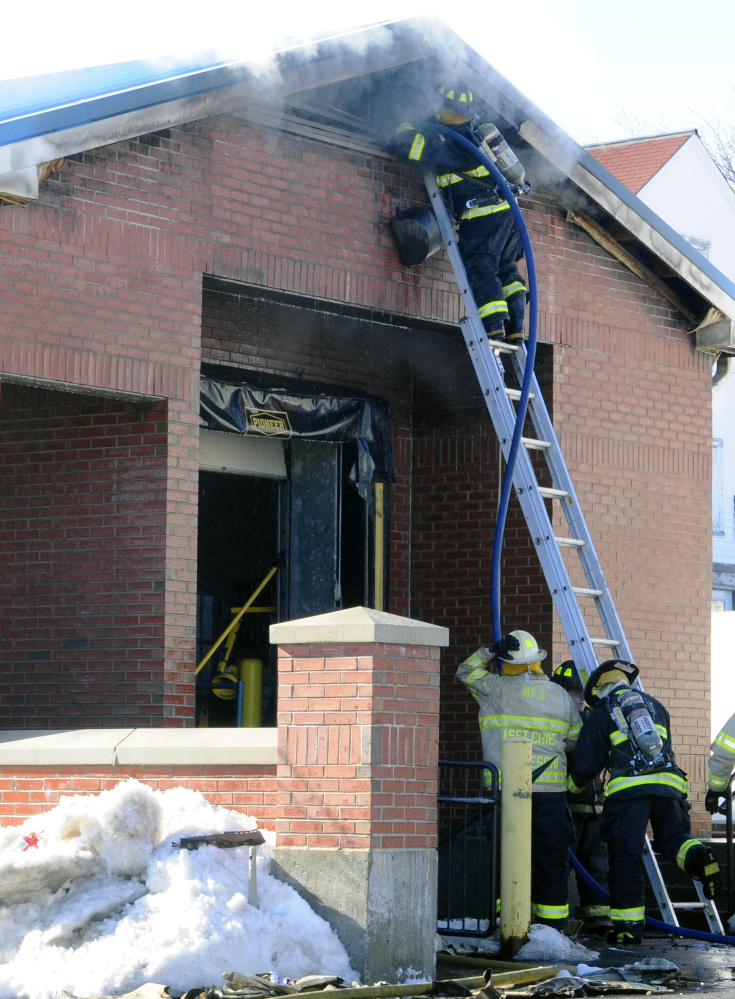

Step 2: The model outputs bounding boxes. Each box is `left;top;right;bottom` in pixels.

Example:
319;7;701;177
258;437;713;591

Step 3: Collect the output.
5;0;735;146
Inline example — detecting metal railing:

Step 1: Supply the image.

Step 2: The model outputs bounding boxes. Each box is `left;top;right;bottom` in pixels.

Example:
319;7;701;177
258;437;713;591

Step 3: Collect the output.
436;759;499;938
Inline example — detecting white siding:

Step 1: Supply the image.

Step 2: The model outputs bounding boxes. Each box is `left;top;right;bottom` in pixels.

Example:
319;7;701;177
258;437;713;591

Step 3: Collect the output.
639;135;735;282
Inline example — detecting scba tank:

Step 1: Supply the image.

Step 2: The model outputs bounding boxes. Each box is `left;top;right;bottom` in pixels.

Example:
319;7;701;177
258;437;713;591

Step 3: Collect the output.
617;687;663;758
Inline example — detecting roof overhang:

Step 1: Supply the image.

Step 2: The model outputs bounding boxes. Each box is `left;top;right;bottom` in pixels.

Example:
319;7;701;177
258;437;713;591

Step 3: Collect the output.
3;15;735;348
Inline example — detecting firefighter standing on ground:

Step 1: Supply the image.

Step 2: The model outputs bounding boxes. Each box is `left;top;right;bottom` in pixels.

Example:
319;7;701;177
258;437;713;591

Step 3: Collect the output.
393;84;529;342
706;709;735;813
457;631;582;928
568;660;722;946
550;661;611;936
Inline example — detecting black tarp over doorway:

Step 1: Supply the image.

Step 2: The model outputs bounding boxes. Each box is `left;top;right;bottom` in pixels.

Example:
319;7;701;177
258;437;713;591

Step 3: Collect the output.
200;375;395;498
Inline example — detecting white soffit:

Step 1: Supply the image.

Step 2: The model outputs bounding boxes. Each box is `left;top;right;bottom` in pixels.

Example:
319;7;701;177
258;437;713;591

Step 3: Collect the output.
199;428;287;478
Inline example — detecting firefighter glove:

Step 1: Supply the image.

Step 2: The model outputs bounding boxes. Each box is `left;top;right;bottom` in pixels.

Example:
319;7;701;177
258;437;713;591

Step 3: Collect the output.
489;633;521;657
705;789;722;814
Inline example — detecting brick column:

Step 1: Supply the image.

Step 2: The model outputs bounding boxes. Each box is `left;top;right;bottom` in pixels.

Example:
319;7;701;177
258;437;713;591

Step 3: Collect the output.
269;607;448;985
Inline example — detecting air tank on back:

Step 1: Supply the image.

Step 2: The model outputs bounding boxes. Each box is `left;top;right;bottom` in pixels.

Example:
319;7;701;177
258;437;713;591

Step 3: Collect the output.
477;122;526;188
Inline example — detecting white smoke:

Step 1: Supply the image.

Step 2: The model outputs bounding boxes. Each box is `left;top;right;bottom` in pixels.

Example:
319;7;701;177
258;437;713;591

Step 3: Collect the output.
2;1;423;82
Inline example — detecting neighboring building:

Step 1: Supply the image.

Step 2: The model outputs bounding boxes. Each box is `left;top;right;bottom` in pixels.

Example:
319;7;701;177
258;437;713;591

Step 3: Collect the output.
2;17;735;833
589;132;735;736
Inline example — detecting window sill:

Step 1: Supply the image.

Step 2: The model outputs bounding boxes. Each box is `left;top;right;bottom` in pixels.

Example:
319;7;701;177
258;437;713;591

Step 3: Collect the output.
0;728;278;766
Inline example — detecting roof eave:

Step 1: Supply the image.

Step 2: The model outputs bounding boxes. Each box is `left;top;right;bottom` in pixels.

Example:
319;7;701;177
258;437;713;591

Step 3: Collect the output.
520;117;735;328
0;19;428;178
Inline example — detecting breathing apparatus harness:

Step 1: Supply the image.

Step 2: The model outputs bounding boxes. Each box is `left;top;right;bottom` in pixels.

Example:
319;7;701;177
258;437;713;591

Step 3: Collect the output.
586;660;676;779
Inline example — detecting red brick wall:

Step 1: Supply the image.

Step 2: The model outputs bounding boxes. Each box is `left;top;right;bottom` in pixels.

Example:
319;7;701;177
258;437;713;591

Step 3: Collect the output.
0;115;714;825
532;203;712;830
275;642;440;849
0;383;173;727
0;766;277;828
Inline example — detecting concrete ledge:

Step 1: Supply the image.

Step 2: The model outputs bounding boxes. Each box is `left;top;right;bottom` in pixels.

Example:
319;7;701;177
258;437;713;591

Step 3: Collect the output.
116;727;278;765
0;728;278;766
270;606;450;648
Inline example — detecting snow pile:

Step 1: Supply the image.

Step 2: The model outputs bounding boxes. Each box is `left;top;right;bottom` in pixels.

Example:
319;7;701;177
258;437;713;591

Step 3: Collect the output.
517;924;599;962
0;780;358;999
439;924;599;963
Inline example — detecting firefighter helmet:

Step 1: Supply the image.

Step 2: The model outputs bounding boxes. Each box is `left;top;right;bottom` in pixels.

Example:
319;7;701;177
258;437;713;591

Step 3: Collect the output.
584;659;639;706
551;660;582;691
497;629;547;664
438;83;474;118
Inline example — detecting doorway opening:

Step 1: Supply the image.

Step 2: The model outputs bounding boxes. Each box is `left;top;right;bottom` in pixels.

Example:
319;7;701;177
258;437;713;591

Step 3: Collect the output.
195;439;387;727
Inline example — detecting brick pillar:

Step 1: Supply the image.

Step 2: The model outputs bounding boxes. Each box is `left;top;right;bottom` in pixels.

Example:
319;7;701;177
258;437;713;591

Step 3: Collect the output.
269;607;448;985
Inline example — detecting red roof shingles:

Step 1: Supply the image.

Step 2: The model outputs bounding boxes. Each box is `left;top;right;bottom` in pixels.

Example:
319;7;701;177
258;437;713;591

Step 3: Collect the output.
587;132;694;193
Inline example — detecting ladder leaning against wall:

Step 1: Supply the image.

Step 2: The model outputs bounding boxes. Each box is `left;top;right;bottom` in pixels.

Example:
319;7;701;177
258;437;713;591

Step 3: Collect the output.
422;169;723;935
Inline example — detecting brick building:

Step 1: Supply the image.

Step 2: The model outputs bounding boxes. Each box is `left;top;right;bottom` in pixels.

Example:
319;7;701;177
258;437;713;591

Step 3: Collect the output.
2;17;735;855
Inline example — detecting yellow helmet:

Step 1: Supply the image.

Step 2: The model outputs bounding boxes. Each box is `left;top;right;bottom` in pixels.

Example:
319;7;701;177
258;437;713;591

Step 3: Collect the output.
497;629;547;665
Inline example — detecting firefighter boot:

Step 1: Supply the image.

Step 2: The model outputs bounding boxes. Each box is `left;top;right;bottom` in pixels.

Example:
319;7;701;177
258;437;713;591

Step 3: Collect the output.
607;920;643;946
578;904;612;937
505;291;526;342
482;316;506;343
686;844;722;899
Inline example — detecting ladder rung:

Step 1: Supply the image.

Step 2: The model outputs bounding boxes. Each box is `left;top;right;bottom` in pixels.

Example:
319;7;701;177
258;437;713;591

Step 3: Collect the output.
506;388;536;401
490;341;520;354
555;536;585;548
671;901;713;910
590;637;621;647
522;437;552;450
539;487;569;500
572;586;603;598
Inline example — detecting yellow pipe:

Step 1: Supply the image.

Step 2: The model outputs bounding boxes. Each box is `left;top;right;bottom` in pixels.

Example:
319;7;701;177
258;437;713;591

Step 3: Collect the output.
195;565;278;675
239;657;263;727
499;737;532;958
374;482;385;611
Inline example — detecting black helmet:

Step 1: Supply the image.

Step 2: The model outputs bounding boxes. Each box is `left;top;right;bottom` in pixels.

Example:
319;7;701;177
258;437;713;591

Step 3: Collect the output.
438;83;474;118
551;660;582;692
584;659;639;706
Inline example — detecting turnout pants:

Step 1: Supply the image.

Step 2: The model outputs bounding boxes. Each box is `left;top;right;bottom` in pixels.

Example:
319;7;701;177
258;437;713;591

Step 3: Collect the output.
459;210;526;334
531;792;573;925
571;810;610;919
601;793;696;926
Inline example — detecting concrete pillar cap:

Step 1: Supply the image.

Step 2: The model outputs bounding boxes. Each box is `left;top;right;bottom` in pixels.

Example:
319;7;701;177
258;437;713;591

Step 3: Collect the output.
270;606;449;647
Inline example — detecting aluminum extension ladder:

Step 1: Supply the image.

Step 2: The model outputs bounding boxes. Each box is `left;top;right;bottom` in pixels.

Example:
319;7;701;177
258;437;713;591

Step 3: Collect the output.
423;169;723;934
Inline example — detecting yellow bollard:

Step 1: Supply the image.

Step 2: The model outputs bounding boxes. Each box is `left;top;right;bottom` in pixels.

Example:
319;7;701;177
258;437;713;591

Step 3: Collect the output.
239;657;263;727
499;737;532;959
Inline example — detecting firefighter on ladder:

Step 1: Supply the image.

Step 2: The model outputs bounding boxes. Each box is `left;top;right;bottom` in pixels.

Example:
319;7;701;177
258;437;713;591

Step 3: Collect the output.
568;660;722;946
392;83;530;343
457;631;582;929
